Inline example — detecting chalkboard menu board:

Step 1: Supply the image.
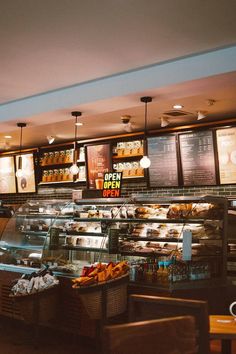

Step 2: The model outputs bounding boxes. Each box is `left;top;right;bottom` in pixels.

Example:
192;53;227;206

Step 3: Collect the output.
179;130;216;186
148;135;178;187
86;143;112;189
216;127;236;184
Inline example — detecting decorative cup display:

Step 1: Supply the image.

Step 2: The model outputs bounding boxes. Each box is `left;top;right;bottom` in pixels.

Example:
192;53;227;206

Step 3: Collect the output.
229;301;236;318
95;178;104;189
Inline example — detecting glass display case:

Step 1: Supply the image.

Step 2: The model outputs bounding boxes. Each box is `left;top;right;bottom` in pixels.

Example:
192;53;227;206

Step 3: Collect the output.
0;200;71;268
0;196;228;291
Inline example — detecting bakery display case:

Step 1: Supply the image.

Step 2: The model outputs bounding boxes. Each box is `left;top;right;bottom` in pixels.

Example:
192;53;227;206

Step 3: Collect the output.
0;200;72;269
41;195;228;292
0;196;228;293
116;196;227;291
227;199;236;279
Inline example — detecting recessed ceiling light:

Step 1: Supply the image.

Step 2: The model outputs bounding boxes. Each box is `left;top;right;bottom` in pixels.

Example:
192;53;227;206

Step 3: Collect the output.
197;111;207;120
173;104;183;109
4;135;12;139
47;136;55;144
75;122;83;126
161;116;170;128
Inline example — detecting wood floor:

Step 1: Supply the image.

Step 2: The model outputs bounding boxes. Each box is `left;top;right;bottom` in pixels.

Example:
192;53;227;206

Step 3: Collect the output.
1;317;236;354
210;340;236;353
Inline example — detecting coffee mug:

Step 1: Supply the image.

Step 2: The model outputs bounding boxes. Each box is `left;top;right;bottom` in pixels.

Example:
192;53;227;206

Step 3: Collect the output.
229;301;236;317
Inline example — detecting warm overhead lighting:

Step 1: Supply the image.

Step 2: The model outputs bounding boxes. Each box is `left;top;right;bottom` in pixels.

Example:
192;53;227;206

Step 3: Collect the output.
161;116;170;128
121;115;132;133
47;136;55;144
4;135;12;139
75;121;83;126
16;123;26;178
197;111;207;120
139;96;152;169
140;155;151;168
206;99;215;106
173;104;183;109
69;111;82;175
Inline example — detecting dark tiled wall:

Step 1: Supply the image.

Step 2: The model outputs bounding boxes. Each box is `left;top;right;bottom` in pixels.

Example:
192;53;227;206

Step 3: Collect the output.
1;182;236;205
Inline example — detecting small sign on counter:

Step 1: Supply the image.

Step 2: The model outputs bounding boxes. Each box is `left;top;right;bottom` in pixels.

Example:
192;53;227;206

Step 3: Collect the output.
182;230;192;261
102;172;122;198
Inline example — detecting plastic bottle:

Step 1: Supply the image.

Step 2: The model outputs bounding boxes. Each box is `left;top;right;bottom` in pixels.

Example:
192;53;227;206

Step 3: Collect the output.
146;264;153;283
162;261;169;286
156;261;164;285
152;263;157;283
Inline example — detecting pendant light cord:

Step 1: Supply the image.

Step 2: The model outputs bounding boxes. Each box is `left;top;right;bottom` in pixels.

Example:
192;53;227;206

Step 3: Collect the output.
144;101;147;135
144;101;148;155
74;115;78;163
140;96;152;156
19;126;23;154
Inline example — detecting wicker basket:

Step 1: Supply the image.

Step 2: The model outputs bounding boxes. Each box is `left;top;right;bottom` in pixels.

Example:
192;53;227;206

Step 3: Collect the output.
75;274;129;320
10;285;59;325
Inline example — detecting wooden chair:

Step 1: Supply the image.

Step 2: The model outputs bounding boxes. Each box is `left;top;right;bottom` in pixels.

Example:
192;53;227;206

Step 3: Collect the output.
129;294;210;354
103;315;197;354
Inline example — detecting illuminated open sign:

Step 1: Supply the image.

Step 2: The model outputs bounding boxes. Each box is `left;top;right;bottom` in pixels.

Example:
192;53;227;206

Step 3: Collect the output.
102;172;122;198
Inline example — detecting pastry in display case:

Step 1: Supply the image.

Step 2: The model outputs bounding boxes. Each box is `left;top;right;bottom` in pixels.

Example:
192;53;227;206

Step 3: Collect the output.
41;195;227;291
0;200;71;269
0;196;228;292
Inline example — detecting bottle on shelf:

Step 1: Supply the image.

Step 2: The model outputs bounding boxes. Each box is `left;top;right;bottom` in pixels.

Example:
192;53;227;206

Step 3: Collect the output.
146;264;153;284
59;150;65;164
156;261;164;285
162;260;172;286
44;152;49;165
54;151;60;164
48;152;54;165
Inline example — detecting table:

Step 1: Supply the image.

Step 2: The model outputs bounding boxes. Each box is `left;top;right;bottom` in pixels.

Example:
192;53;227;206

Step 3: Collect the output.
210;315;236;354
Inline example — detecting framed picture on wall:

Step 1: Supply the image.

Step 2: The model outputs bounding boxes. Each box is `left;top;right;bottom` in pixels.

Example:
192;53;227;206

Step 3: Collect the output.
0;156;16;194
16;153;36;193
216;126;236;184
86;143;112;189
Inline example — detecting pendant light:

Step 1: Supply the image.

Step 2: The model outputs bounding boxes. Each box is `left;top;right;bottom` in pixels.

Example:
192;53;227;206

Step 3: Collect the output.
16;123;26;178
140;96;152;168
69;111;82;175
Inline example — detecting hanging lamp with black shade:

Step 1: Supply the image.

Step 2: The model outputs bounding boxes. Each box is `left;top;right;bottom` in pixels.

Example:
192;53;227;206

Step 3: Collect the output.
16;123;27;177
69;111;82;175
140;96;152;168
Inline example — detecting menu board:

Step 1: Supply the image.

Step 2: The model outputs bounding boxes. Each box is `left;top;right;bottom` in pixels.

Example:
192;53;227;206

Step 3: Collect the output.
16;153;36;193
147;135;178;186
0;156;16;194
86;143;112;189
217;127;236;184
179;130;216;186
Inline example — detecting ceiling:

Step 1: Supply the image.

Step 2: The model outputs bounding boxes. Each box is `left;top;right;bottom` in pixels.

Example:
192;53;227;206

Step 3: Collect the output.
0;0;236;150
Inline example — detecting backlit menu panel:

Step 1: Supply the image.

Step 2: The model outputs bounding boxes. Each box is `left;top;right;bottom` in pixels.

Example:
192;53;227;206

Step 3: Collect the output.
148;135;178;187
16;153;36;193
0;156;16;194
217;127;236;184
179;130;216;186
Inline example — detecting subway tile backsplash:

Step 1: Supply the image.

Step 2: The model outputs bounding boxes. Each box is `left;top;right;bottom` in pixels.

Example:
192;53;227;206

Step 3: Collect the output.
0;181;236;206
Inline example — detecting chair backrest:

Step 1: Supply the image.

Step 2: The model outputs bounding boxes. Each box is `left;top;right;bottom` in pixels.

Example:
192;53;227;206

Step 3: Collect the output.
129;294;210;354
103;315;197;354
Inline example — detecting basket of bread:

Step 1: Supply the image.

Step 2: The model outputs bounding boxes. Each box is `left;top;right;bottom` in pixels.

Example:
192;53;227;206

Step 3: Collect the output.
72;261;129;319
9;267;59;324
